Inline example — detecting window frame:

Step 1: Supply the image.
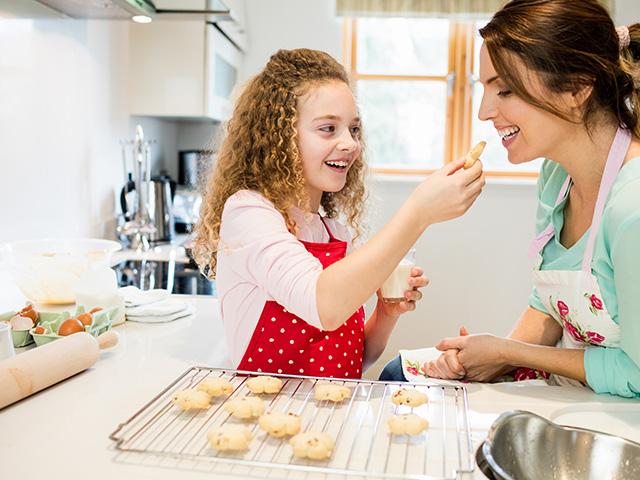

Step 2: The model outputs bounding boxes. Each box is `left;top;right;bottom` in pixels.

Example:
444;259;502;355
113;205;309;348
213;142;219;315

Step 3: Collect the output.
343;18;538;178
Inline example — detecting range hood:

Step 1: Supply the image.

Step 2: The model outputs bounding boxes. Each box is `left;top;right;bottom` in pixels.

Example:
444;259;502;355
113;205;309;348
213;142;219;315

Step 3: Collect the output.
34;0;232;21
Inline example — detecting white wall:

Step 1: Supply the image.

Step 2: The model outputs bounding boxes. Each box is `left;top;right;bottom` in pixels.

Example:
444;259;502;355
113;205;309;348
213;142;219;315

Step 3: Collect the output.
0;19;130;242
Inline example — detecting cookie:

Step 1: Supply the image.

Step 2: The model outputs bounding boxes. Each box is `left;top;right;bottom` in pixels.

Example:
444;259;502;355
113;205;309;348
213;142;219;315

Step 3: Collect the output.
224;396;265;419
289;431;334;460
387;413;429;435
314;382;351;402
207;424;252;451
463;140;486;169
171;389;211;411
246;375;283;394
258;411;301;438
391;388;428;407
197;377;234;397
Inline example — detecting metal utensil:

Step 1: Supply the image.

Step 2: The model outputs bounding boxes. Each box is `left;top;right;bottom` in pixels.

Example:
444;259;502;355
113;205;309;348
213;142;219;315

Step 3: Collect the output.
480;410;640;480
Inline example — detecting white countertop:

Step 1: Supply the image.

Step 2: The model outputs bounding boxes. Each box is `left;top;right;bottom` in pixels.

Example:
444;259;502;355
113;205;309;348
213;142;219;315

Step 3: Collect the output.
1;276;639;479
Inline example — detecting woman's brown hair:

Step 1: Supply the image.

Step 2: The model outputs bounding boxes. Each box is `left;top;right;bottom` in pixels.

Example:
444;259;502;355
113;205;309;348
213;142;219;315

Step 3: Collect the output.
480;0;640;136
193;48;367;278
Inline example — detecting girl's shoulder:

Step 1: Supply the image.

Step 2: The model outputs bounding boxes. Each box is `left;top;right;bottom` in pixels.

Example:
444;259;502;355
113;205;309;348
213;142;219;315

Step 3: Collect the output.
224;189;276;210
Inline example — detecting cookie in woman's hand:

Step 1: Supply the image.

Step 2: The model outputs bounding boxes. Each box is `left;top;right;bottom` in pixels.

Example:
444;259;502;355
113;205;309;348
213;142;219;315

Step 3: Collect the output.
171;389;211;411
207;424;252;451
224;396;265;419
197;377;234;397
289;431;334;459
391;388;428;407
246;375;283;394
258;411;301;437
388;413;429;435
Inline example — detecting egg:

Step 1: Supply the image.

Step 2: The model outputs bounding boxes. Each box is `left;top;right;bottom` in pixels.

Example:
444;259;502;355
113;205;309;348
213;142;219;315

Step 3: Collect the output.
76;313;93;326
33;326;46;335
18;305;38;323
58;318;85;336
89;307;103;314
9;315;34;331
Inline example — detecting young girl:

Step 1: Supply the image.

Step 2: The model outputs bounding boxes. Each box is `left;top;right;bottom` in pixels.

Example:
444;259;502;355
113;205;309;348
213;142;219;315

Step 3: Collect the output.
194;48;484;379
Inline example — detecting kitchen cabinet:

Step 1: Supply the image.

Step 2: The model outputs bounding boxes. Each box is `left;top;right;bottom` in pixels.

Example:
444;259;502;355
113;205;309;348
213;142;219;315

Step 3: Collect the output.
128;17;243;121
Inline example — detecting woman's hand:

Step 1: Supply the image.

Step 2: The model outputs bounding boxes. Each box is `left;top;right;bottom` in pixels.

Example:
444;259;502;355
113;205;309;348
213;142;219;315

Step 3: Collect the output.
436;334;511;382
423;349;466;379
411;158;485;227
377;266;429;318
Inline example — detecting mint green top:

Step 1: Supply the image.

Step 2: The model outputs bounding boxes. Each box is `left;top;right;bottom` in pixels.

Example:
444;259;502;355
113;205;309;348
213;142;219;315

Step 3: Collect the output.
529;159;640;398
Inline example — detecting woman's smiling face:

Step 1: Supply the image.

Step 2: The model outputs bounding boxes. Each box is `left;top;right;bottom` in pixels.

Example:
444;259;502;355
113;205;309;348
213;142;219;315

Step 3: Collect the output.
477;43;576;165
296;80;362;211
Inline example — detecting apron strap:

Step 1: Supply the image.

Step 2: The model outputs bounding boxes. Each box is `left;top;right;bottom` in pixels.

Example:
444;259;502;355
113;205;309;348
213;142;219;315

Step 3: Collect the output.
581;127;631;271
528;175;572;260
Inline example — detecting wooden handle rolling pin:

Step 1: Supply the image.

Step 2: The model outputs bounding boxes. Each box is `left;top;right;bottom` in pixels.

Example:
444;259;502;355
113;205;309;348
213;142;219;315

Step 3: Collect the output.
0;330;118;410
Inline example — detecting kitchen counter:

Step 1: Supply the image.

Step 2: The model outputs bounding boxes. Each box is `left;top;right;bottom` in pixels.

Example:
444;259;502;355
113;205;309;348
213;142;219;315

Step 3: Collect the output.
1;287;639;479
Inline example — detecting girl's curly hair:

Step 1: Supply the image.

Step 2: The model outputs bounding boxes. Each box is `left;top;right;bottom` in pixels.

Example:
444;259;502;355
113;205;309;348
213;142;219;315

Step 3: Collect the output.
193;48;368;278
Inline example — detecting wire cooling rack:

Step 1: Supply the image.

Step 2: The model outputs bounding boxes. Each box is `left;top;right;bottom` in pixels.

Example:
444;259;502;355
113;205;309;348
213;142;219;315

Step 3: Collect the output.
109;367;474;480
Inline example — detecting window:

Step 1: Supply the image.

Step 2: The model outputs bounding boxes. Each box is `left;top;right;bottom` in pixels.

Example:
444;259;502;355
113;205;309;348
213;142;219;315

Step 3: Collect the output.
344;18;541;176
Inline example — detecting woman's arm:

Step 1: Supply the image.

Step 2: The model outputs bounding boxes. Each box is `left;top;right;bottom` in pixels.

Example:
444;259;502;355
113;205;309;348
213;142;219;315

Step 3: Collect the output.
317;159;484;330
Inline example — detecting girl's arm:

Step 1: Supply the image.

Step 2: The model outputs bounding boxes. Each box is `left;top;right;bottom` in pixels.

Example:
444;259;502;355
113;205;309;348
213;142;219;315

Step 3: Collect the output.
317;159;484;330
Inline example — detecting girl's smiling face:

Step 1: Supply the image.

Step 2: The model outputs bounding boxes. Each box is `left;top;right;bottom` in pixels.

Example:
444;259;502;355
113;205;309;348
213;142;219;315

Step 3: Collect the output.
296;80;362;211
477;43;577;165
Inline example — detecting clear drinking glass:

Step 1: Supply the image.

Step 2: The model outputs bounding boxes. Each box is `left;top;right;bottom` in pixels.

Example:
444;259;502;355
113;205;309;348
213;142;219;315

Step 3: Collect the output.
381;248;416;303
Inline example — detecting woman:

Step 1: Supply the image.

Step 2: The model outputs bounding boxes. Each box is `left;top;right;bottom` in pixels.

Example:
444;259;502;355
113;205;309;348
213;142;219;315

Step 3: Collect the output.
383;0;640;398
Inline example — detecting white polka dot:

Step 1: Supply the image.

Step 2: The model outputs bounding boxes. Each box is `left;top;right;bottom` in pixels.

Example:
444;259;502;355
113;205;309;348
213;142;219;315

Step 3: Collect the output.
348;341;351;345
261;327;265;332
277;369;282;373
278;349;284;354
351;330;354;334
355;349;358;354
358;338;362;343
337;363;341;368
319;346;324;351
299;368;304;373
292;319;297;324
299;349;304;354
269;338;275;343
289;339;295;344
283;308;288;313
325;252;330;256
340;332;344;337
329;375;334;378
328;355;333;360
309;338;313;343
325;335;329;340
289;360;294;364
357;369;360;373
310;358;315;362
350;360;354;365
301;329;306;334
343;352;347;357
268;358;273;363
248;357;253;362
257;368;262;372
335;343;339;348
271;317;276;322
280;328;285;333
320;366;325;372
345;372;349;376
258;348;263;352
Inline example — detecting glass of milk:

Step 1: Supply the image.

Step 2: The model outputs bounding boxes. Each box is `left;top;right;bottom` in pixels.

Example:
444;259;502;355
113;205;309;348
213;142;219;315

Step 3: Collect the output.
381;248;416;303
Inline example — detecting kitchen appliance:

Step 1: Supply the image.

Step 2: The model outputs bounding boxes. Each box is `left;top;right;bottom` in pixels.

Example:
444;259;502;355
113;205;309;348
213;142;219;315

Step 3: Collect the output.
32;0;232;21
478;410;640;480
113;259;216;296
173;150;208;233
110;369;474;479
148;175;175;243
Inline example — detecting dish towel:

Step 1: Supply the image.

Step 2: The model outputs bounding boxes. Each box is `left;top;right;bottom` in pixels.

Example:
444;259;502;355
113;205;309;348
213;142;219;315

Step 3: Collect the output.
119;286;195;323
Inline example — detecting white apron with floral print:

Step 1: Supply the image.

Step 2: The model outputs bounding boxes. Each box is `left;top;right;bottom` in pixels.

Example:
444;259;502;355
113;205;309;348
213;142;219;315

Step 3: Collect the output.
529;128;630;388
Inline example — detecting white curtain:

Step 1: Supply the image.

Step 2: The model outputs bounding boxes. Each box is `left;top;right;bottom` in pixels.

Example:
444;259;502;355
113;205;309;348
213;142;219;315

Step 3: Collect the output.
335;0;615;20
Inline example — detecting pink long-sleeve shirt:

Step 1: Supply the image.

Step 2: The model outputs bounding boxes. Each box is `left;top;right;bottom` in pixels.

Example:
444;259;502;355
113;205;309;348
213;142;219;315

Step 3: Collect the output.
216;190;352;366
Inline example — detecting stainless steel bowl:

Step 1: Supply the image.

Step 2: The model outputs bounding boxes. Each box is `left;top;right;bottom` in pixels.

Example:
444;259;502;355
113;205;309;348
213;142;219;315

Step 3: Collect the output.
479;410;640;480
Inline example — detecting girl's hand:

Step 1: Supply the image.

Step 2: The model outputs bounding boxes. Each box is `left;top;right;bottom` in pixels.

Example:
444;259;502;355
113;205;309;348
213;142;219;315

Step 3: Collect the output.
412;158;485;226
377;266;429;318
423;326;468;379
436;334;510;382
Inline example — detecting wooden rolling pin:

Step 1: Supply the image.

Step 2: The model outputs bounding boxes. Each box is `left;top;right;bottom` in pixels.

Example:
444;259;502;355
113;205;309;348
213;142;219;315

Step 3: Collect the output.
0;330;117;409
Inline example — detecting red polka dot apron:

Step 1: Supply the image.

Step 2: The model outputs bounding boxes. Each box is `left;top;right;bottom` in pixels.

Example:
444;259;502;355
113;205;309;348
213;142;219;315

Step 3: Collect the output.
237;217;365;379
526;127;630;387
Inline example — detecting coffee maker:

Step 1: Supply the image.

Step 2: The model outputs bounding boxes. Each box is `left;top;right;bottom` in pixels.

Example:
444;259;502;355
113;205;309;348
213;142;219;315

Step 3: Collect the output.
173;150;208;233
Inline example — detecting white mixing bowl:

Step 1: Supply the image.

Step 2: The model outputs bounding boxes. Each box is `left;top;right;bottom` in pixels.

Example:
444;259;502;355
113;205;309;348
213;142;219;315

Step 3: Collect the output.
1;238;121;305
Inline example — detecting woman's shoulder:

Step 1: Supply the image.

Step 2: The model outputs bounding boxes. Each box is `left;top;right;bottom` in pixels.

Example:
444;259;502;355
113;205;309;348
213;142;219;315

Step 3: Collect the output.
606;158;640;226
535;159;567;206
